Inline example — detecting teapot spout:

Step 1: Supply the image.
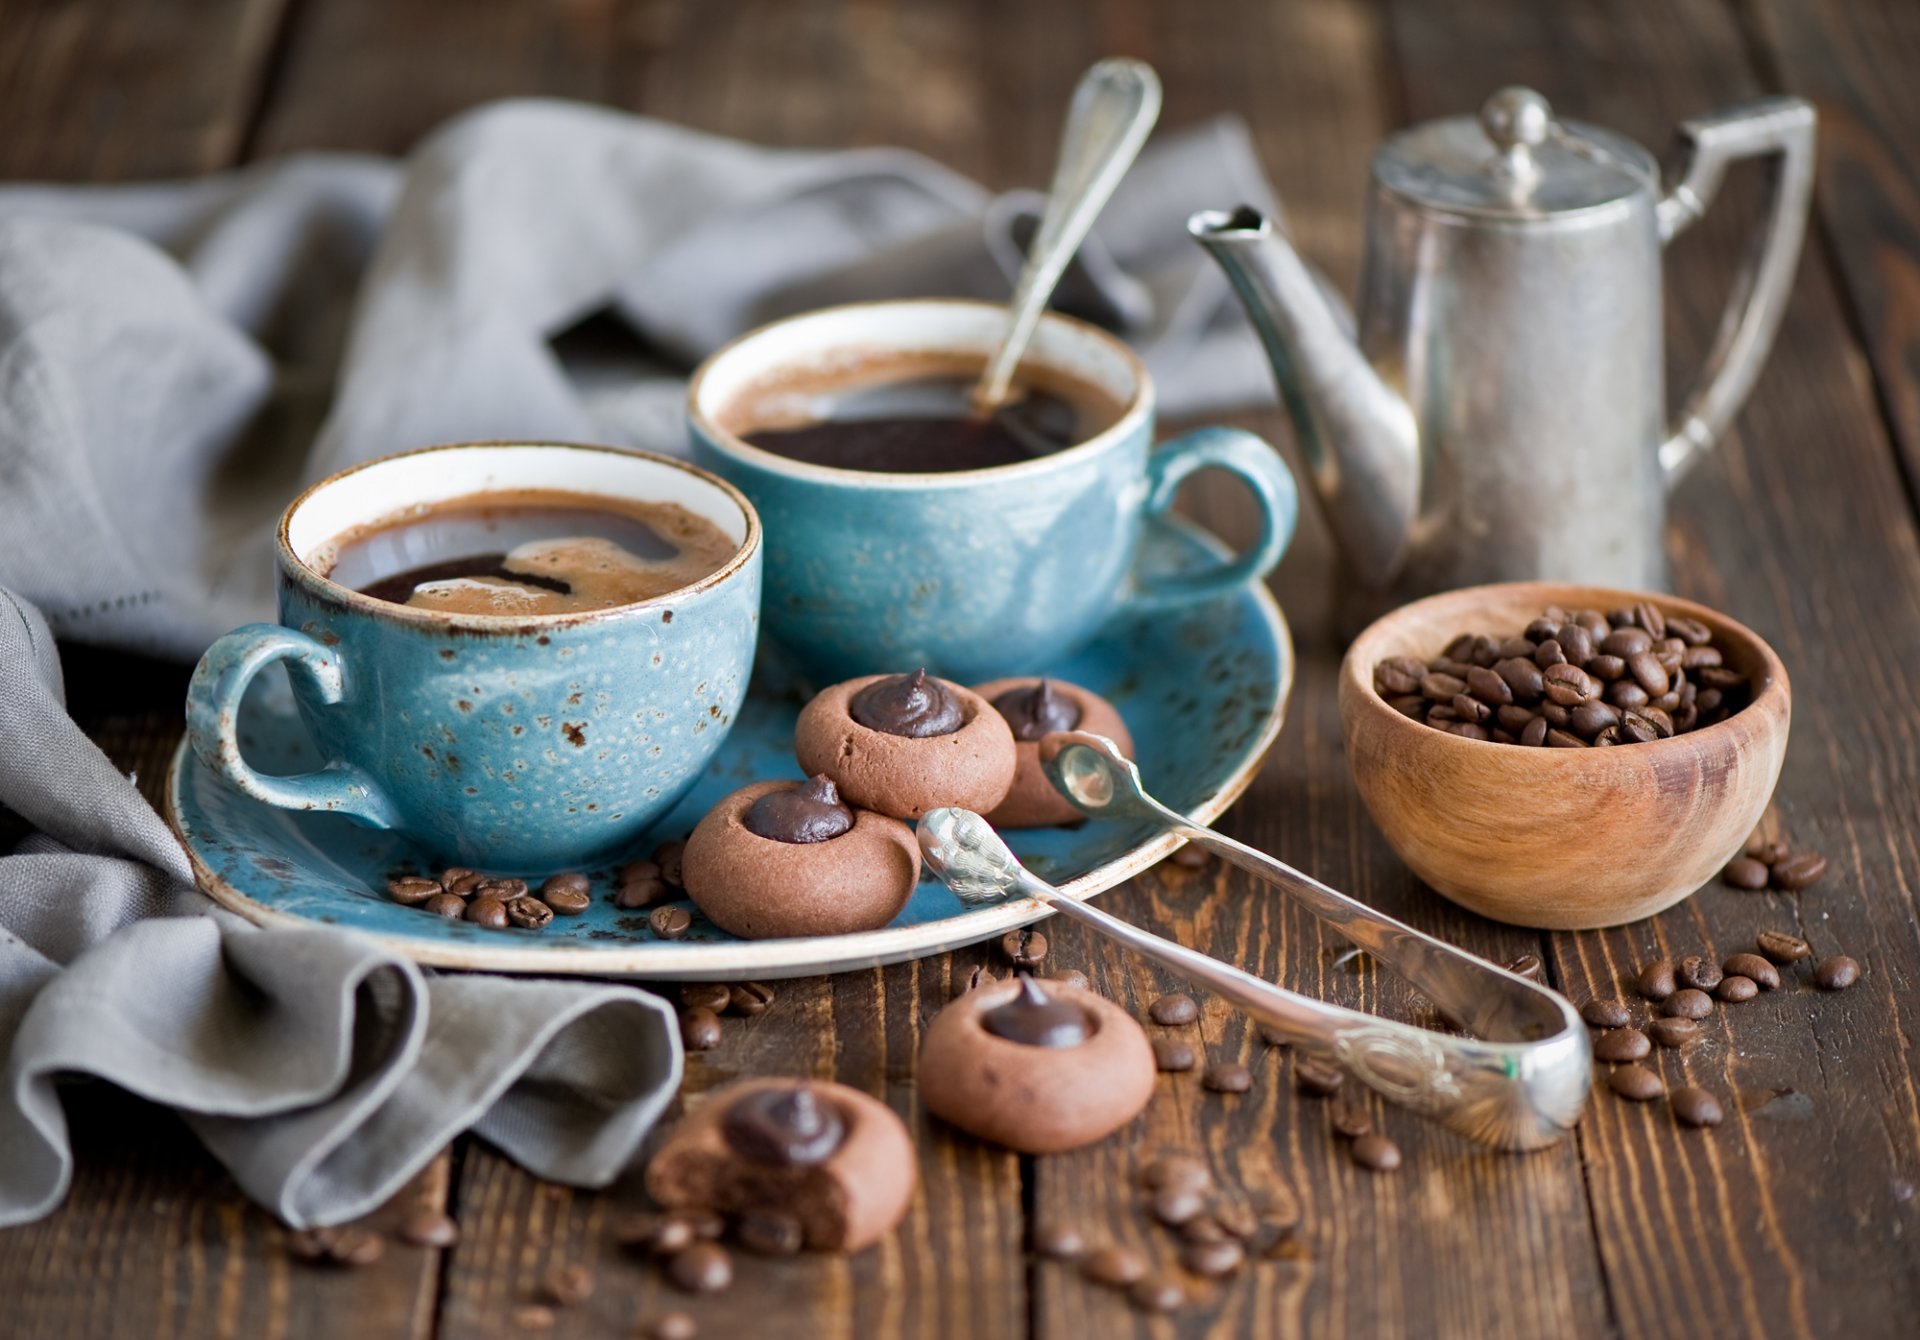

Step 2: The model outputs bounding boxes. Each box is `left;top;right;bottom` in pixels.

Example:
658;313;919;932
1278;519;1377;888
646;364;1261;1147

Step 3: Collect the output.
1190;206;1418;588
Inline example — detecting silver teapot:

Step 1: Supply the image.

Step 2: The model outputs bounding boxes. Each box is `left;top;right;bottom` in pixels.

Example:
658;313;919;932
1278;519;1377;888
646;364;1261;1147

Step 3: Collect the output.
1191;86;1815;595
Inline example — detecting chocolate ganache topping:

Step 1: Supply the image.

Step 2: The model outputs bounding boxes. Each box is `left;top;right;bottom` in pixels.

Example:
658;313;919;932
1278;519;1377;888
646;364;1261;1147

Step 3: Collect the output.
721;1085;848;1166
743;774;855;843
849;668;965;738
991;679;1081;742
981;976;1093;1049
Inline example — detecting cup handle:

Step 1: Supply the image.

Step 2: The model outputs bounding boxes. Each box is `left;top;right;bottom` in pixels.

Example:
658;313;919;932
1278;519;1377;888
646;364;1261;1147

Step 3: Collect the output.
1130;426;1299;605
185;624;405;829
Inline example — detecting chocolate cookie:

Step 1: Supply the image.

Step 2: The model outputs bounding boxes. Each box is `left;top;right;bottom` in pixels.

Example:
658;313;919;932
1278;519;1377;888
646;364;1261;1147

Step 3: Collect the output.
645;1078;916;1254
918;977;1156;1153
683;780;919;939
971;677;1134;828
794;672;1017;821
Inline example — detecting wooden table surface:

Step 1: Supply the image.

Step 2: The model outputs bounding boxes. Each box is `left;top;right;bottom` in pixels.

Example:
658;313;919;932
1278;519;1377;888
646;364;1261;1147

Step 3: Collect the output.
4;0;1919;1336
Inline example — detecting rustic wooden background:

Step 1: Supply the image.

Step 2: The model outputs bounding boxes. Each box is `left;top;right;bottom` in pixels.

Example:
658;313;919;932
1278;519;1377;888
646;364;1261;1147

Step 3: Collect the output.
2;0;1917;1336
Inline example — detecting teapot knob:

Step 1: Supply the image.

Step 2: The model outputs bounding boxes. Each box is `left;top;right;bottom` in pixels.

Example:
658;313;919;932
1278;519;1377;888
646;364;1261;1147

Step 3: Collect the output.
1480;86;1553;151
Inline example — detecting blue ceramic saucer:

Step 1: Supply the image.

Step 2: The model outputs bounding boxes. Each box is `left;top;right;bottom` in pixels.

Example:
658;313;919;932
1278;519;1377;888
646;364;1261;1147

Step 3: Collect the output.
166;517;1291;980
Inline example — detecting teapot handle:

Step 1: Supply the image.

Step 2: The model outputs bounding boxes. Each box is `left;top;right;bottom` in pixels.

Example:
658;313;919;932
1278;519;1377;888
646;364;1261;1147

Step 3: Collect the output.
1657;96;1817;483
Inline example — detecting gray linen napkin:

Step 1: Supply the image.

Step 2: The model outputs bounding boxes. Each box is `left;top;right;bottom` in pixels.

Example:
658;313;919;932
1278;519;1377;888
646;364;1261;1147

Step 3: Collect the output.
0;98;1279;1228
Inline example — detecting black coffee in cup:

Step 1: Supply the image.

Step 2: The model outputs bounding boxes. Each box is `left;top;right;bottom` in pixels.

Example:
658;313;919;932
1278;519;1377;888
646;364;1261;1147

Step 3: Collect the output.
319;489;738;615
728;353;1126;474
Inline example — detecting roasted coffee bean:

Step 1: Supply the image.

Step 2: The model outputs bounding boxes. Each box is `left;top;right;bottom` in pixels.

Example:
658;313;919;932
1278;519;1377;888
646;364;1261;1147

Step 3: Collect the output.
1570;700;1620;737
1496;704;1538;733
1051;969;1091;991
1442;722;1491;741
1520;717;1550;747
1716;975;1758;1002
1546;728;1588;748
1497;636;1537;660
617;876;670;910
1080;1244;1147;1287
681;983;731;1013
1153;1038;1196;1072
1676;955;1722;992
1256;1022;1290;1047
477;877;528;902
513;1304;555;1332
1419;673;1463;703
1698;665;1747;689
682;1210;726;1242
649;1217;698;1256
1496;657;1545;701
1035;1222;1087;1260
1431;656;1475;679
505;896;555;930
1757;930;1812;964
1427;706;1461;725
1581;999;1632;1028
1525;617;1562;643
445;870;486;897
1152;1186;1208;1226
1606;679;1650;712
1609;1065;1664;1101
1600;626;1653;658
1001;927;1049;969
667;1244;732;1293
1749;840;1790;865
1722;953;1780;989
1182;1238;1246;1279
1389;694;1428;720
1350;1134;1402;1171
1180;1213;1232;1246
1129;1274;1185;1313
1149;993;1199;1026
329;1227;387;1267
1723;857;1770;890
1504;952;1544;981
1534;638;1568;668
1539;701;1572;727
1329;1101;1373;1139
1815;955;1860;990
1593;1028;1651;1063
1543;663;1598;706
653;840;687;887
1142;1153;1212;1194
1671;1087;1724;1128
1451;693;1492;725
1592;725;1623;746
1771;851;1828;890
646;1314;699;1340
424;893;467;919
1211;1199;1260;1241
1294;1056;1344;1096
1203;1061;1252;1093
1663;988;1713;1020
727;981;775;1016
1586;653;1627;682
1617;706;1659;742
1681;645;1723;669
1637;959;1677;1001
466;896;510;930
1559;623;1597;663
387;875;443;906
1469;634;1500;667
680;1007;722;1050
1466;665;1512;706
543;1263;595;1306
736;1211;804;1257
650;906;693;939
1374;656;1426;696
539;874;593;915
1632;601;1667;639
1648;1016;1700;1049
620;858;661;884
1625;650;1669;697
1633;706;1674;738
399;1210;459;1248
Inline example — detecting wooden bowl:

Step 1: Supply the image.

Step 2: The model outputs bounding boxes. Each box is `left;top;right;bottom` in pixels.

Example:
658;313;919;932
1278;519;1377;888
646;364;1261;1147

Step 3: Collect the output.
1338;583;1791;929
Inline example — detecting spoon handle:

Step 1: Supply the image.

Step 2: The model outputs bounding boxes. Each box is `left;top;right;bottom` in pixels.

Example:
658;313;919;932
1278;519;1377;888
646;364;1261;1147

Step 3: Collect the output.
971;58;1161;414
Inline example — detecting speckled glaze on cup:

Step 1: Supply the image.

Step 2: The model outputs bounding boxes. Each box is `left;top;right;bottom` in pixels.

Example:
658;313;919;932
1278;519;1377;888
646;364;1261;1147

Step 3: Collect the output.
688;299;1298;682
184;442;762;872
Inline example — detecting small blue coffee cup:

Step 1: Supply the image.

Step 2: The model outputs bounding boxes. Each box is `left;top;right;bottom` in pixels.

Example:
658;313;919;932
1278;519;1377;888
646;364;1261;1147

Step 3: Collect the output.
687;299;1297;682
184;442;762;871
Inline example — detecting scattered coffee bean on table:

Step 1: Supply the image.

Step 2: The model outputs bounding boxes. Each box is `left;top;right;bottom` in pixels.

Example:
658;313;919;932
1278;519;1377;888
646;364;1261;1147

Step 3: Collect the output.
1350;1134;1402;1171
1671;1087;1725;1127
681;1008;722;1051
539;873;593;915
1663;989;1714;1020
328;1227;386;1267
1815;955;1861;990
1722;856;1770;890
736;1210;803;1257
466;896;510;929
1294;1056;1344;1096
646;1314;699;1340
1001;928;1048;969
1182;1238;1246;1279
1153;1038;1196;1072
1750;840;1790;865
1080;1244;1148;1287
387;875;442;906
1142;1154;1212;1195
1757;930;1812;964
654;840;687;888
1503;953;1544;981
506;896;555;929
651;906;693;940
398;1210;459;1248
1129;1274;1186;1313
1257;1022;1290;1047
543;1263;595;1306
667;1243;733;1293
681;983;731;1013
1723;953;1781;990
727;982;775;1016
1149;993;1199;1026
1581;999;1632;1028
1152;1186;1208;1227
1593;1028;1651;1062
1637;960;1677;1001
1203;1061;1253;1093
1770;851;1828;890
616;875;670;909
1329;1101;1373;1139
1035;1222;1087;1260
424;892;466;919
1609;1065;1664;1101
1716;975;1758;1002
1648;1017;1700;1049
1676;955;1722;991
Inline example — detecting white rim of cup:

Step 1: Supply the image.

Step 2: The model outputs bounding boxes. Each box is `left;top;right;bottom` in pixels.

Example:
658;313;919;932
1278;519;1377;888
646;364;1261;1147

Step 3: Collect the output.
275;440;762;631
686;298;1157;490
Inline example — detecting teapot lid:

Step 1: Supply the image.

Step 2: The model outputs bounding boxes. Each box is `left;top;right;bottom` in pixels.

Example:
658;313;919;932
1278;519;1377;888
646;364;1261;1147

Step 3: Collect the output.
1374;87;1658;220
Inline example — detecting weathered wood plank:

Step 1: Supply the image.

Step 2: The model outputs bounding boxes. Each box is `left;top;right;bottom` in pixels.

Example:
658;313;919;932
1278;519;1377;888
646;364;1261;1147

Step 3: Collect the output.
1384;3;1920;1338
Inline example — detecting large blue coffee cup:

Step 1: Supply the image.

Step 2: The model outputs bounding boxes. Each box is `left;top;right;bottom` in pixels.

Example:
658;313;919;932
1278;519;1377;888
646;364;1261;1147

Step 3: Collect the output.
687;300;1297;682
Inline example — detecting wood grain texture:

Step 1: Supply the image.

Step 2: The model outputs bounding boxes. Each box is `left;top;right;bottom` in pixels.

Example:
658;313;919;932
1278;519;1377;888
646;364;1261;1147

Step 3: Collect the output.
1386;2;1920;1336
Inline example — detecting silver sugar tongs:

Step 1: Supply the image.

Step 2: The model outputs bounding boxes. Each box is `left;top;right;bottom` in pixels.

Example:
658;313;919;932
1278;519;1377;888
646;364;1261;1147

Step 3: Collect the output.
917;732;1591;1151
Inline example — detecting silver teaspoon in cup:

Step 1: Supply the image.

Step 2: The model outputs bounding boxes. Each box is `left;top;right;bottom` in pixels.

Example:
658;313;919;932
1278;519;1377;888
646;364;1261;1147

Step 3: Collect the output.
970;57;1162;416
917;735;1592;1151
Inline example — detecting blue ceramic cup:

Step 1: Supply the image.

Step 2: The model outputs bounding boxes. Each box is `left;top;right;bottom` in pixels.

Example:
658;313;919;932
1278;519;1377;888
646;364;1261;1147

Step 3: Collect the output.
687;299;1297;682
184;442;762;871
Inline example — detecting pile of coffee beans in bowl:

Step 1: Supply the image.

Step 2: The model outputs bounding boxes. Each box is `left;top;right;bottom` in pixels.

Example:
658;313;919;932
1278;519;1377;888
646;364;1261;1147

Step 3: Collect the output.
1373;602;1752;746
